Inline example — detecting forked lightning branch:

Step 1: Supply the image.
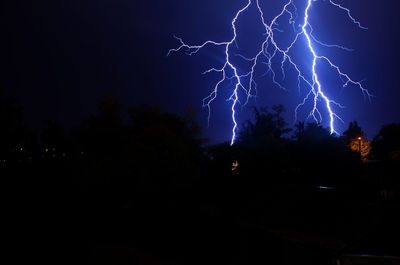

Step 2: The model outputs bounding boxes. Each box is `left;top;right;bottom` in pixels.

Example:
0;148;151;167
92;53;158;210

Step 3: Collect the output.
168;0;372;145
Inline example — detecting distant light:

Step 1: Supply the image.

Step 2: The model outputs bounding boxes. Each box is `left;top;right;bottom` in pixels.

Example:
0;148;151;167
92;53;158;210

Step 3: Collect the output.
232;161;239;173
355;254;400;259
358;137;362;140
314;186;334;190
45;148;49;152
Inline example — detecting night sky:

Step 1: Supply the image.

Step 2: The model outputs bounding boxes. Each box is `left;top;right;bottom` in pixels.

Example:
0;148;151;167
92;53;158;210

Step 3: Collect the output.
2;0;400;144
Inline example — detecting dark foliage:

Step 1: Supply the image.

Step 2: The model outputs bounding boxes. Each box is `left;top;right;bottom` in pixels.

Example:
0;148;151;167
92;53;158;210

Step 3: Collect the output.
1;93;399;265
0;92;24;157
342;120;364;145
66;96;206;207
238;104;292;145
293;121;305;141
370;123;400;160
234;107;361;191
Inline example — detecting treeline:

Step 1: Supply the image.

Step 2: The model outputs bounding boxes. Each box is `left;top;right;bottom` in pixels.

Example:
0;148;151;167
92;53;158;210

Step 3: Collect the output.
1;92;399;180
2;92;399;202
2;92;399;264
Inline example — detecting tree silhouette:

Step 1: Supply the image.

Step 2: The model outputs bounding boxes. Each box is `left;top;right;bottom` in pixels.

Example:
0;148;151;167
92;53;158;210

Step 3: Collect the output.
342;121;364;145
74;95;206;206
301;122;332;142
293;121;305;141
338;121;370;159
0;92;25;159
291;122;351;162
80;94;126;159
370;123;400;160
238;104;291;145
127;104;204;188
41;120;68;154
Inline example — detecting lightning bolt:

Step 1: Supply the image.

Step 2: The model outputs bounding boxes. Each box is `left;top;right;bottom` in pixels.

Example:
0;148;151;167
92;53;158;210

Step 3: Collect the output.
168;0;372;145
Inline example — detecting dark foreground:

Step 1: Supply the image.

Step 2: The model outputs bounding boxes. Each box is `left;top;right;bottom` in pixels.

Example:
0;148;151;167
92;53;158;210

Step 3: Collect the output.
4;158;399;265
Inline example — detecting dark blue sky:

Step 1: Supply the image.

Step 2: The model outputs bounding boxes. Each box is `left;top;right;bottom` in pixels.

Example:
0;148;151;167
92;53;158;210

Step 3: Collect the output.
2;0;400;144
